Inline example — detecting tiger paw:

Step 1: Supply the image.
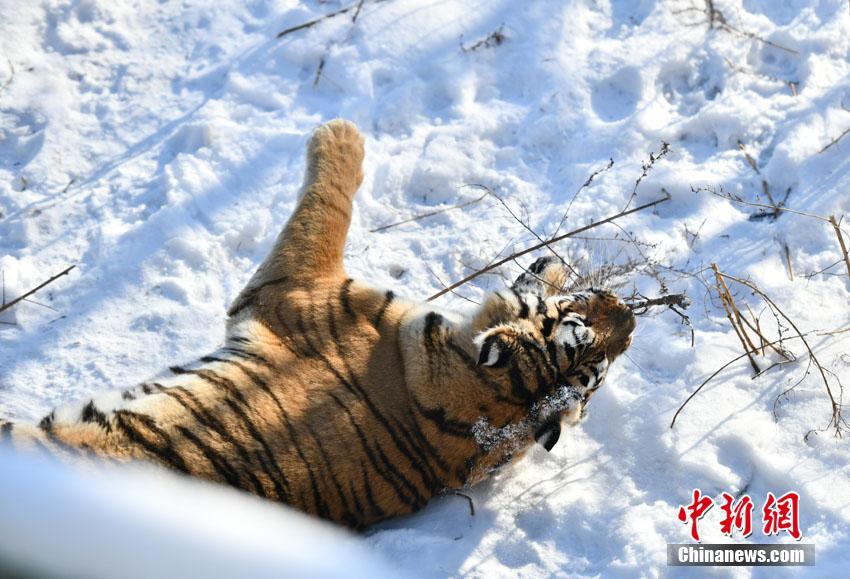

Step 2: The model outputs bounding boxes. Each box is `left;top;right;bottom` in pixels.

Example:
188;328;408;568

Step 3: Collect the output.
306;119;365;196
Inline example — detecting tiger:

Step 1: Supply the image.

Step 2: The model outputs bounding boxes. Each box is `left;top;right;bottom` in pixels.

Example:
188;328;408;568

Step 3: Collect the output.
0;119;635;529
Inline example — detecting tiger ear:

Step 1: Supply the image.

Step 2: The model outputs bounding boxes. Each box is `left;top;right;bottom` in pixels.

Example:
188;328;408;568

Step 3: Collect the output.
512;256;569;298
473;325;518;367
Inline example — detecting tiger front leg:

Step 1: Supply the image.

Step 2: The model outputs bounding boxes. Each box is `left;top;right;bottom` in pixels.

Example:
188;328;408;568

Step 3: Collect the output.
229;120;365;316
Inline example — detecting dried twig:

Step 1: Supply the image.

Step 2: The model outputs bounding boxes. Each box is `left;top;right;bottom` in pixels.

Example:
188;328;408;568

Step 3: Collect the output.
704;0;718;28
351;0;366;22
313;56;326;88
370;191;488;233
737;140;760;174
551;158;614;239
738;302;791;360
802;259;845;279
736;141;781;219
711;263;761;373
475;184;578;280
782;242;794;281
424;263;479;305
277;0;385;38
696;186;850;236
628;292;694;345
818;126;850;154
691;1;798;53
427;193;671;301
623;142;670;211
718;270;845;435
0;265;76;317
829;215;850;280
722;56;786;86
626;293;691;313
460;26;506;52
670;332;813;429
719;21;798;54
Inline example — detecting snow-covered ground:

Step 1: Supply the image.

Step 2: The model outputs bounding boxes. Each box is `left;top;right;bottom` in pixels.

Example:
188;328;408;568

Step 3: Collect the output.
2;0;850;577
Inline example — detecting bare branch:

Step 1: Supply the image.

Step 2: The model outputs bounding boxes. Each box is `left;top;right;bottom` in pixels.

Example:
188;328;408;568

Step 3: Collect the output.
370;191;488;233
427;193;671;301
424;262;479;305
625;293;691;313
0;265;76;317
312;56;326;88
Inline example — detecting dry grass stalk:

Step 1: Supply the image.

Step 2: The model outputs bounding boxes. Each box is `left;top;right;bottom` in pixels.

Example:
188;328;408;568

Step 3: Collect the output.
818;126;850;154
472;184;579;281
829;215;850;280
313;56;326;88
276;0;386;38
622;142;670;211
0;265;76;317
736;141;781;219
717;270;845;436
696;187;850;236
370;191;488;233
551;158;614;238
739;302;791;360
711;263;761;373
670;332;810;430
782;242;794;281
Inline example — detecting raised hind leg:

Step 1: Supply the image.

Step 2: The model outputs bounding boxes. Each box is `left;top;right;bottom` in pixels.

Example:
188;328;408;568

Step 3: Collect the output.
229;119;365;316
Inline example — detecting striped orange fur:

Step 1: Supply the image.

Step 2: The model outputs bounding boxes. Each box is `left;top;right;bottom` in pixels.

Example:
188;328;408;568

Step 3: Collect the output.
0;120;635;528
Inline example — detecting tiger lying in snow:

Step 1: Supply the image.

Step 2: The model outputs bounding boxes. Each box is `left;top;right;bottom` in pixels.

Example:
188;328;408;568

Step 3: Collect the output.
0;120;635;528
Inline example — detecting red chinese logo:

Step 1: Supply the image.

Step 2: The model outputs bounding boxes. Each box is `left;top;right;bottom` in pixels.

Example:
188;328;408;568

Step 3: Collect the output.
763;491;801;540
719;492;754;538
677;489;801;542
677;489;714;542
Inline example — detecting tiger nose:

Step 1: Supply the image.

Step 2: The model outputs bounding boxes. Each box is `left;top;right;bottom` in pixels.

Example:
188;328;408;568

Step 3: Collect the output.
615;304;635;333
606;303;635;358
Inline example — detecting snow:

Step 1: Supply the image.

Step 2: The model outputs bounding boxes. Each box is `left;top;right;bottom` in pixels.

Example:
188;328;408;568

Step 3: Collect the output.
0;449;401;579
1;0;850;577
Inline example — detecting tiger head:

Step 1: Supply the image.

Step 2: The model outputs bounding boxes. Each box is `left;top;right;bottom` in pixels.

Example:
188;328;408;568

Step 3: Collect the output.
473;273;635;450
